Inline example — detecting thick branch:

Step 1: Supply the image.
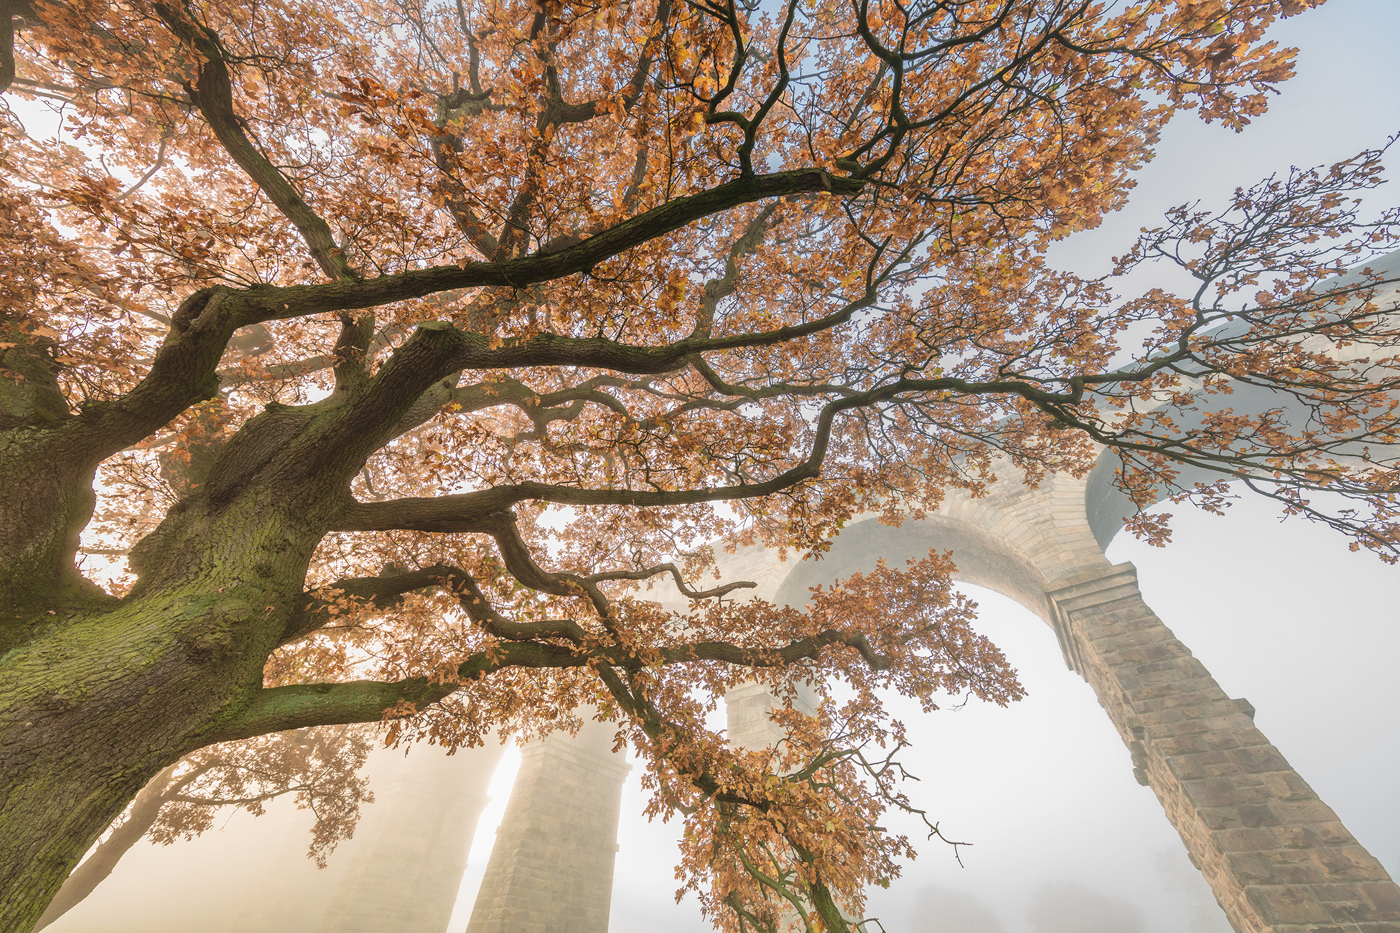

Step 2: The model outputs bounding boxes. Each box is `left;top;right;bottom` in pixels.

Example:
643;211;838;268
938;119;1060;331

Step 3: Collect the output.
20;286;238;471
283;559;591;647
237;170;863;321
588;563;757;600
280;564;469;645
1;0;35;96
289;285;881;493
152;3;355;282
327;367;1090;532
206;641;584;745
659;630;888;669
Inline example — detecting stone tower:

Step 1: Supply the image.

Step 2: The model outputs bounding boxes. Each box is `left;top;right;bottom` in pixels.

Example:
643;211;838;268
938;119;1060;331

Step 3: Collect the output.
463;716;631;933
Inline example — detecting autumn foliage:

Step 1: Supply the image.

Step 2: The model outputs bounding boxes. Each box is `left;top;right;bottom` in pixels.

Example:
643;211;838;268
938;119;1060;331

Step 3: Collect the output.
29;726;374;931
2;0;1398;929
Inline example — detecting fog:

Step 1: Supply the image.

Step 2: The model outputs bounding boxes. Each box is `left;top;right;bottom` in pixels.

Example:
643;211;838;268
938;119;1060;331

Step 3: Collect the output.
42;2;1400;932
55;489;1396;933
600;494;1399;933
602;4;1400;929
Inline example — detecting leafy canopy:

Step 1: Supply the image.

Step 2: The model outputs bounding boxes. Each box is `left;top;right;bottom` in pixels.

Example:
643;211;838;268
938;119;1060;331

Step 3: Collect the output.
3;0;1399;928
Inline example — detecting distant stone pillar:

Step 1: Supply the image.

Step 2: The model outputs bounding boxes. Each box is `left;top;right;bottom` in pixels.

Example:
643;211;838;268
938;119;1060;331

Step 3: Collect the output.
725;681;817;753
1046;563;1400;933
464;720;631;933
313;741;504;933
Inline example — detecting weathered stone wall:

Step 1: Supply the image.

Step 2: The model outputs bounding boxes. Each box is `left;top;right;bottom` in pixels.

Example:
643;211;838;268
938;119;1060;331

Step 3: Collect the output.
464;718;631;933
1047;564;1400;933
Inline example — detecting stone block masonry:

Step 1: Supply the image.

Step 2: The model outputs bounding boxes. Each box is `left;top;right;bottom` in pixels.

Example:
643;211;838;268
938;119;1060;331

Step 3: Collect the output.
1047;563;1400;933
309;742;502;933
464;720;632;933
205;740;503;933
725;679;817;753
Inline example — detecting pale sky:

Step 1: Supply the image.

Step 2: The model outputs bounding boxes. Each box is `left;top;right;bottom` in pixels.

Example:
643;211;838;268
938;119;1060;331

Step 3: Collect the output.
603;3;1400;929
41;2;1400;932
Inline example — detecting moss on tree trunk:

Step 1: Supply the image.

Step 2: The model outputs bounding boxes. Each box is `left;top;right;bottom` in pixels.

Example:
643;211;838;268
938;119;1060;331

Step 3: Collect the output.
0;491;320;931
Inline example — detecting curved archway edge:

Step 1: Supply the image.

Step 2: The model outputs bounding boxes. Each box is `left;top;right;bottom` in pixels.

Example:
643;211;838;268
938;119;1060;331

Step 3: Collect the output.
729;486;1400;933
49;474;1400;933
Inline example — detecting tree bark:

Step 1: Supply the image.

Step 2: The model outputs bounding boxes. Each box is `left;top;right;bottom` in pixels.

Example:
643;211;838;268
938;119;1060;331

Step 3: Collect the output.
0;349;104;622
0;489;319;931
0;319;436;928
28;764;180;933
0;603;268;930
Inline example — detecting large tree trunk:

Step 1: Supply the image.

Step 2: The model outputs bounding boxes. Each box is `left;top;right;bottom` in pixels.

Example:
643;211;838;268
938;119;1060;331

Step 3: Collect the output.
0;490;320;932
0;425;111;640
0;323;431;929
28;763;181;933
0;602;264;931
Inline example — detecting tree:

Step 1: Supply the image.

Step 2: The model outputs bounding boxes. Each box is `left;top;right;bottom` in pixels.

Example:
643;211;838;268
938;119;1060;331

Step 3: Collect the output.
29;725;374;932
1;0;1397;930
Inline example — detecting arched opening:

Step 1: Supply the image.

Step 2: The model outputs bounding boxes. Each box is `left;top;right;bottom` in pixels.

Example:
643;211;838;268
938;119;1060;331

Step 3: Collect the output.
772;513;1057;622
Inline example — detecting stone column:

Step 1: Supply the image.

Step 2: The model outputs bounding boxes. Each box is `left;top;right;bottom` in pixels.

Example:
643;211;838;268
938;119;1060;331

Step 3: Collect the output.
312;741;504;933
1046;562;1400;933
725;681;855;932
464;720;631;933
725;681;817;753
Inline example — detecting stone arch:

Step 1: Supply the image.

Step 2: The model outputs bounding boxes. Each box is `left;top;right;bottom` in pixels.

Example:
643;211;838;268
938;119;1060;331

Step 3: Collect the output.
51;457;1397;933
774;511;1052;619
728;469;1400;933
774;510;1059;622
